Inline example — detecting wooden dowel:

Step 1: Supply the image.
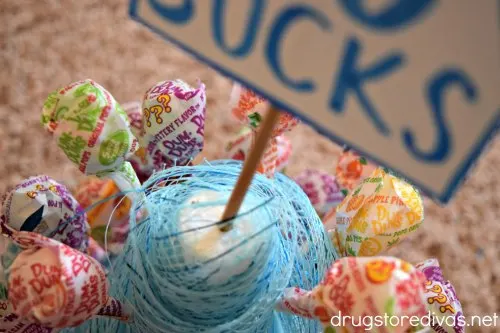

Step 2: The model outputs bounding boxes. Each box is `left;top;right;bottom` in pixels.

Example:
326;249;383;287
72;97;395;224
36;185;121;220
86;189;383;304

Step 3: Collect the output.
220;106;280;231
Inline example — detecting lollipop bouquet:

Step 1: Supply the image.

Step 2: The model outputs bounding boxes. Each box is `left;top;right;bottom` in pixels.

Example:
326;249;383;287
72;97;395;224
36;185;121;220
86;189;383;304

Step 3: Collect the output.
0;79;463;333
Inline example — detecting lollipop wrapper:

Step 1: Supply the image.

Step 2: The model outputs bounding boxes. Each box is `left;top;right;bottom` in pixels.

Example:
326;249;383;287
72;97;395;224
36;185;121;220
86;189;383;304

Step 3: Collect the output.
335;148;377;197
96;161;141;197
295;170;344;217
1;231;57;332
122;101;143;140
329;168;423;257
4;231;130;328
277;256;427;332
142;79;206;169
224;127;278;178
42;80;141;197
1;176;89;253
0;298;58;332
275;135;292;172
229;83;299;137
416;259;464;333
42;80;139;175
123;101;153;183
73;177;131;254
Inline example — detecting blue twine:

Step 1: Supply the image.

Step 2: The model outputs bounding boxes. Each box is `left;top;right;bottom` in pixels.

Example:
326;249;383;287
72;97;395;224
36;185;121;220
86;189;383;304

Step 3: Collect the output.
63;160;337;333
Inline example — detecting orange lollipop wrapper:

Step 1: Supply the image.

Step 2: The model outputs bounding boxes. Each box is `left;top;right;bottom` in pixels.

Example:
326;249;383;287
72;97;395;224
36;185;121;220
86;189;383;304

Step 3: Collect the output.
229;83;299;137
73;177;131;254
335;148;377;197
276;256;427;332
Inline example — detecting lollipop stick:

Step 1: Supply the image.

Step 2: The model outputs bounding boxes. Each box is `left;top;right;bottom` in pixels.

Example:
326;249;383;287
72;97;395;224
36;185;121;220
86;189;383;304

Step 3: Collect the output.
220;106;280;231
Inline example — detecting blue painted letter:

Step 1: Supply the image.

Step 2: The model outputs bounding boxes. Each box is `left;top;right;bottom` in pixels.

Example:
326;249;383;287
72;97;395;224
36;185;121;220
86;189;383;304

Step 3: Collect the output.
148;0;194;24
266;5;331;92
338;0;437;30
330;38;404;136
213;0;266;57
402;69;478;162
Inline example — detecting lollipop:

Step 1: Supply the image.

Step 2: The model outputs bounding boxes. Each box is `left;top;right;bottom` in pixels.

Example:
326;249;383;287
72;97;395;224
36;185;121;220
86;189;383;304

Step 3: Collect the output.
1;229;130;329
123;101;153;183
416;259;464;333
294;169;344;218
223;126;278;178
1;175;89;253
73;176;131;254
335;147;377;197
229;82;299;137
325;167;424;257
41;79;141;197
276;256;427;332
142;79;206;169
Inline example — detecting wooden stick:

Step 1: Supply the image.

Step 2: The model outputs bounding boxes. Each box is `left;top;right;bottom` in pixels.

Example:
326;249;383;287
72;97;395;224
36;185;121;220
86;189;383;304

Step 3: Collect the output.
220;106;280;231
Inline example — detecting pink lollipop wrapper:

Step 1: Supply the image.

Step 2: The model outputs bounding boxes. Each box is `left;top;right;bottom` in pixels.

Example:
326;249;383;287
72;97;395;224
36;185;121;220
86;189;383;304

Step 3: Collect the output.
1;239;58;332
335;148;377;197
41;80;141;197
0;298;58;332
276;256;427;332
1;230;130;328
294;170;344;217
142;79;206;169
123;101;153;183
1;175;89;253
416;259;464;333
229;83;299;137
224;127;278;178
275;135;292;173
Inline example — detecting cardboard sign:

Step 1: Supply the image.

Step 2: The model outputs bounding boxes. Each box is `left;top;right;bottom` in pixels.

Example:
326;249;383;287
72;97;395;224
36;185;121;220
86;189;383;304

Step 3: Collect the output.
129;0;500;202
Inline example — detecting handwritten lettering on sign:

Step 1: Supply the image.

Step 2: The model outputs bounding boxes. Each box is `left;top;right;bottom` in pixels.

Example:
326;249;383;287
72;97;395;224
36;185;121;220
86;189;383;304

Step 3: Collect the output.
130;0;500;202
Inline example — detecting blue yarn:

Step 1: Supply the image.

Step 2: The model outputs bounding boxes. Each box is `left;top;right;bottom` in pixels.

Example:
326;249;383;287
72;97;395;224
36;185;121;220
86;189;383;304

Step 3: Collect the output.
64;160;337;333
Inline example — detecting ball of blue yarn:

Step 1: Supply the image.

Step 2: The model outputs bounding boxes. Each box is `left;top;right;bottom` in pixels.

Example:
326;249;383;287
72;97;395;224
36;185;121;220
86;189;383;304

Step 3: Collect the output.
66;160;337;333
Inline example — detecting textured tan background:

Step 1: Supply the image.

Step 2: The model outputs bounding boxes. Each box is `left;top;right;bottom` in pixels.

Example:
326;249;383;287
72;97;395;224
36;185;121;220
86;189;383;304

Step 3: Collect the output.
1;0;498;331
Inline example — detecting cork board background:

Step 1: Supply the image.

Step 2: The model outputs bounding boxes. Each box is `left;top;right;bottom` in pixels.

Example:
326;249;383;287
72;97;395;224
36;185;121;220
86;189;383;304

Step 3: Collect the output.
1;1;498;331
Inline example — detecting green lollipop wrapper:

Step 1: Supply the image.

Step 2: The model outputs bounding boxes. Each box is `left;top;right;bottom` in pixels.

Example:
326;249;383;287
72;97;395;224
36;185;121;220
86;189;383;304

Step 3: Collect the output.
41;79;141;196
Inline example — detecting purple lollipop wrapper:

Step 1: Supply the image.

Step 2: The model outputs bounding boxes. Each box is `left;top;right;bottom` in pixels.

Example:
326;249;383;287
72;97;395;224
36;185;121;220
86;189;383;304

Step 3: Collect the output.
294;169;344;217
415;259;465;333
142;79;206;169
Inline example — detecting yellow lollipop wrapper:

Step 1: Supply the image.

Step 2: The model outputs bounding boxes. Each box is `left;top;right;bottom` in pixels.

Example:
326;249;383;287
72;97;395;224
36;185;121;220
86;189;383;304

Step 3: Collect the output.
326;168;424;257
